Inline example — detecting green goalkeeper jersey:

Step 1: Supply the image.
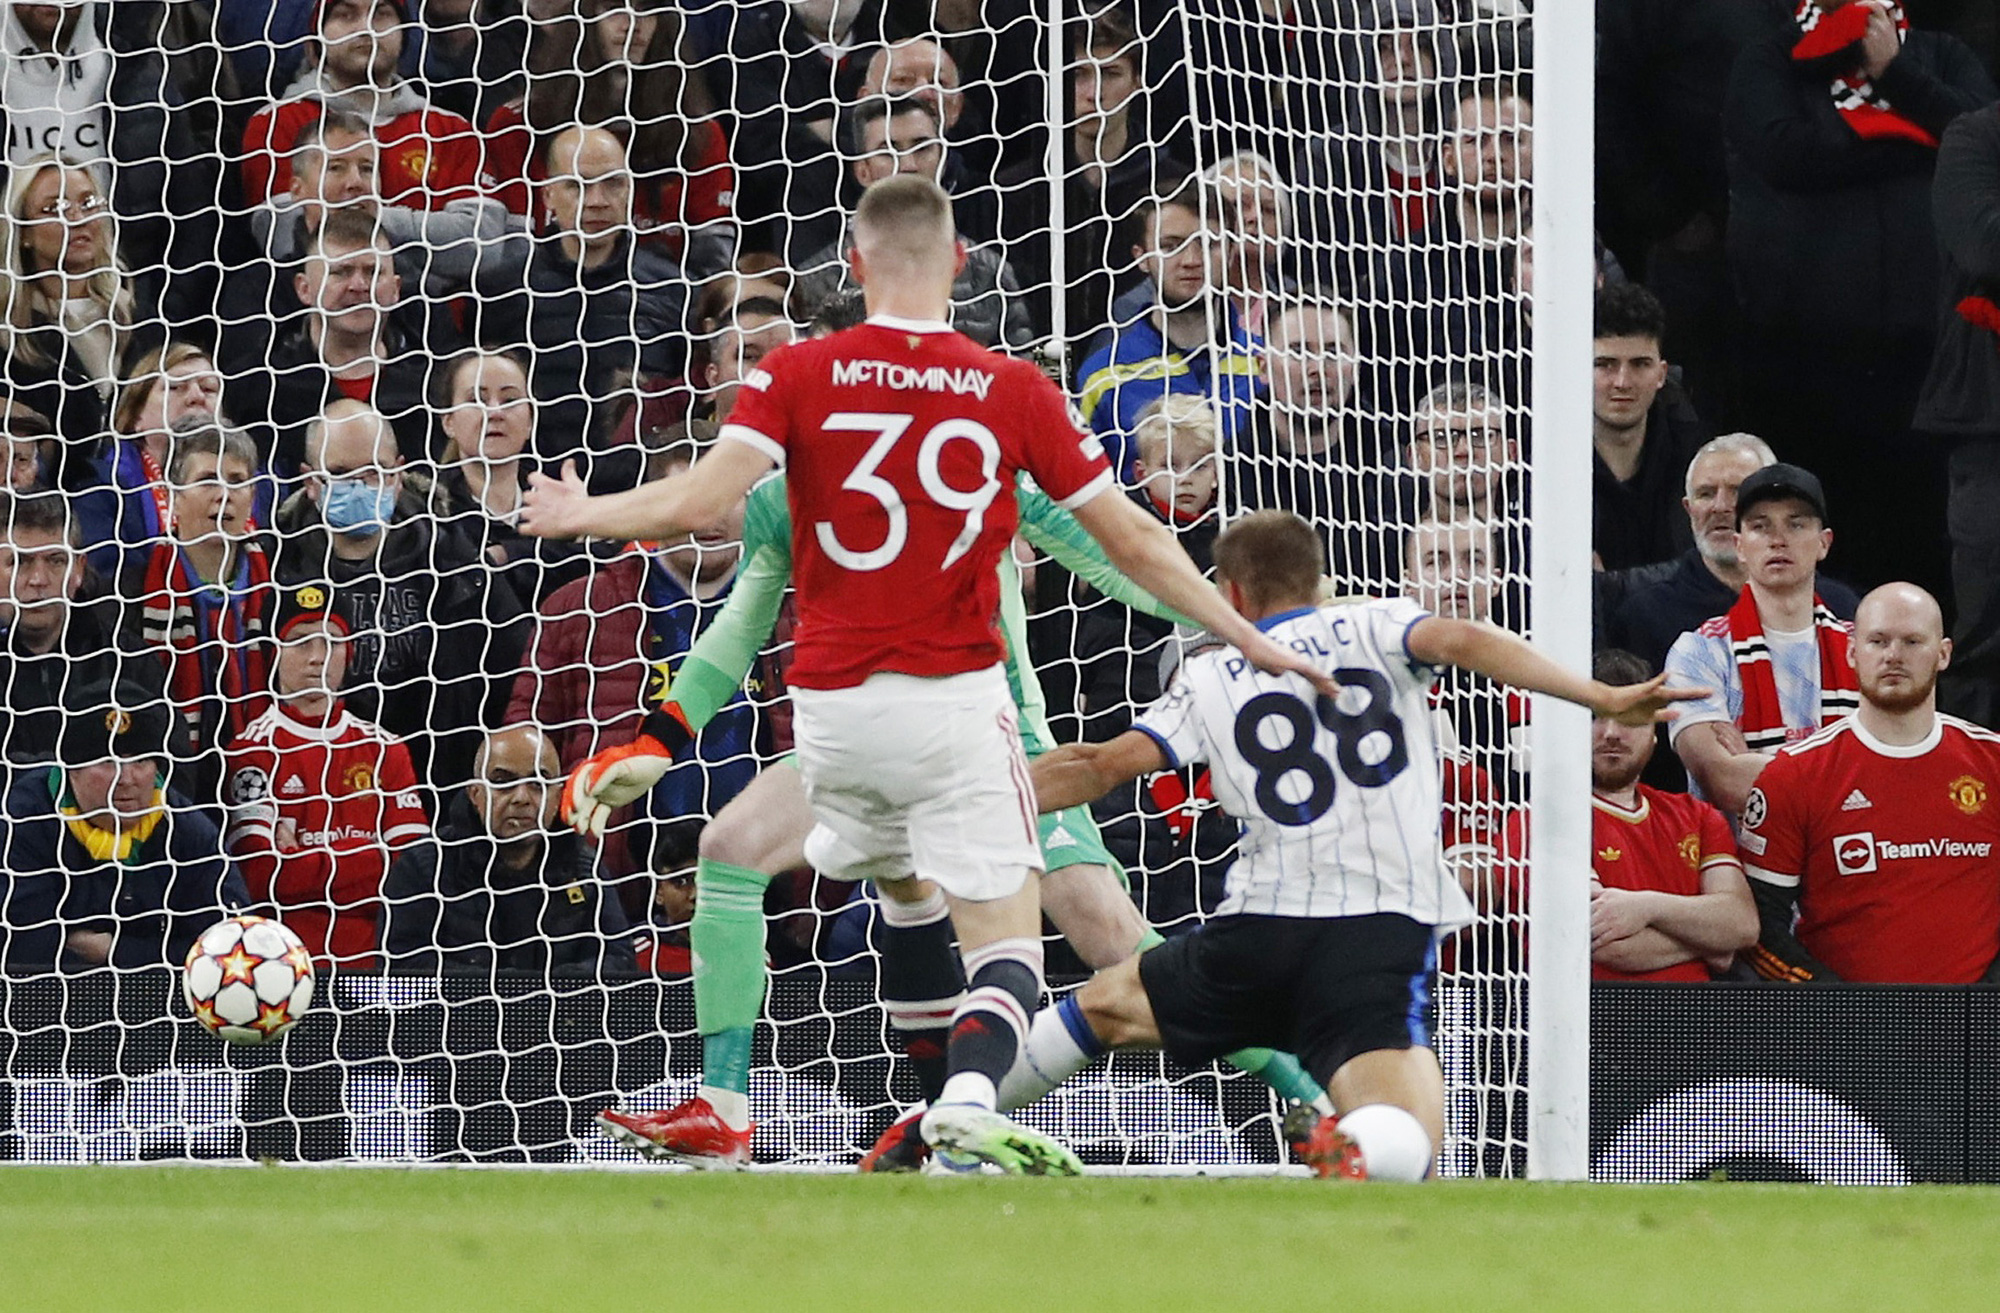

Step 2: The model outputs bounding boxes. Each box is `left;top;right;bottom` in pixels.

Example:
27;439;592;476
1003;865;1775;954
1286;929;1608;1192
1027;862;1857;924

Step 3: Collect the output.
660;475;1192;756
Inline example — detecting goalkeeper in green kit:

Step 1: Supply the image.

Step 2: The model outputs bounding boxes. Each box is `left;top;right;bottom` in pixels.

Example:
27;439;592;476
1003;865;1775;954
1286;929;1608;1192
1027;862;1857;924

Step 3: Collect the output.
585;470;1332;1169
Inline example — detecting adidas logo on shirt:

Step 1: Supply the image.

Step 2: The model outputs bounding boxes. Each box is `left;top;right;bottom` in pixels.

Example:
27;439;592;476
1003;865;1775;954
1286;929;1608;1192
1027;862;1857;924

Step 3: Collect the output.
280;775;307;798
1841;790;1873;812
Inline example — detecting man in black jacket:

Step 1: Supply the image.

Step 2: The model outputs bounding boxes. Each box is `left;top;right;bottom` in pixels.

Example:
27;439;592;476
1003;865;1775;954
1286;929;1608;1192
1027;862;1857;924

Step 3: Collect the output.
1918;97;2000;728
0;679;247;973
379;724;636;977
272;400;530;794
476;126;687;492
1592;282;1710;572
1724;4;1992;597
0;493;169;768
223;207;451;475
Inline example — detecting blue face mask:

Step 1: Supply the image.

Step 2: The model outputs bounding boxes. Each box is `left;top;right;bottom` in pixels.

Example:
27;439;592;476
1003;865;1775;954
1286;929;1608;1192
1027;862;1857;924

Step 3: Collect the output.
321;478;397;536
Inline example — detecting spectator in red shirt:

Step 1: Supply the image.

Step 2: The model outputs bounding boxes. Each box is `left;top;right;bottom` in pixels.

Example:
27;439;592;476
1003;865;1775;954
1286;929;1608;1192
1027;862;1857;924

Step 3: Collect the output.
1740;583;2000;983
485;0;734;276
223;585;430;969
241;0;487;212
1588;648;1756;981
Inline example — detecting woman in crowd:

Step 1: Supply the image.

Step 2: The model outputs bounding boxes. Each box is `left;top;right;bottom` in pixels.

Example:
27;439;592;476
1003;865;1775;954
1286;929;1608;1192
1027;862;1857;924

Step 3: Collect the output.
81;342;276;577
0;154;151;490
429;346;591;602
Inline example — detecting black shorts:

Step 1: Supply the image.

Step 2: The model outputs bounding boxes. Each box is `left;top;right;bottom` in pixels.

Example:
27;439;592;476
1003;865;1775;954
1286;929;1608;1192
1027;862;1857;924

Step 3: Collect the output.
1137;912;1437;1089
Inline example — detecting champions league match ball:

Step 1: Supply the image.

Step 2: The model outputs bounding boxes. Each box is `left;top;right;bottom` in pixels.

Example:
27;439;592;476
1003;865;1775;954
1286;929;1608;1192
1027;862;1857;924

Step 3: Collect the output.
182;916;316;1045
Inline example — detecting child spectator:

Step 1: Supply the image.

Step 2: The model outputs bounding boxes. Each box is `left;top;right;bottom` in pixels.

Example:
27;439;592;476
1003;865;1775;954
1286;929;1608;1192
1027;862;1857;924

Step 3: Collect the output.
224;587;430;970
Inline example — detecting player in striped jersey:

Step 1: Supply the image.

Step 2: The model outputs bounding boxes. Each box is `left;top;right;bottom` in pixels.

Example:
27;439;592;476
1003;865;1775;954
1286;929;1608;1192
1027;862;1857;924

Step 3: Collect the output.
1000;511;1698;1179
581;471;1331;1168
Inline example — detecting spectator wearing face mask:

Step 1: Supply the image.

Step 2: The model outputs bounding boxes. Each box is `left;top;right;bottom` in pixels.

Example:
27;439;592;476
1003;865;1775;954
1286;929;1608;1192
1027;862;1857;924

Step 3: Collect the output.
270;399;530;795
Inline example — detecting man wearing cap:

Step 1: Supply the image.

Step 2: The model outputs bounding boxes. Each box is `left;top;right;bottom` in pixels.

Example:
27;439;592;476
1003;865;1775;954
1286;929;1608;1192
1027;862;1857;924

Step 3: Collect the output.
241;0;487;212
222;584;429;970
0;679;248;972
1665;462;1861;815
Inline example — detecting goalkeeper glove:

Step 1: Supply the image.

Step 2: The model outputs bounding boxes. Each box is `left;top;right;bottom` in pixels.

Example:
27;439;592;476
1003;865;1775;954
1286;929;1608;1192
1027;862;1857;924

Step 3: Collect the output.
561;705;694;838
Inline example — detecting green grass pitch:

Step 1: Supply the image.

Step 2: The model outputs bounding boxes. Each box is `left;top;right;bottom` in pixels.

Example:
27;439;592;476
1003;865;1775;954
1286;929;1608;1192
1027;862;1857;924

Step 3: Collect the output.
3;1168;1994;1311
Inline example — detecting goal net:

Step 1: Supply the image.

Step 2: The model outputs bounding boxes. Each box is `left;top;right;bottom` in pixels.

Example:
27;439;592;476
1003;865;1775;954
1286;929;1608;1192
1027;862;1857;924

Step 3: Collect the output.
0;0;1553;1172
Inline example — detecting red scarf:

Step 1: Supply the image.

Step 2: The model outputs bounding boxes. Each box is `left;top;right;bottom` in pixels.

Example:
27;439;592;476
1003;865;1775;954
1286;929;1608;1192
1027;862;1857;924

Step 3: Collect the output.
1724;586;1860;752
1792;1;1938;147
136;541;277;751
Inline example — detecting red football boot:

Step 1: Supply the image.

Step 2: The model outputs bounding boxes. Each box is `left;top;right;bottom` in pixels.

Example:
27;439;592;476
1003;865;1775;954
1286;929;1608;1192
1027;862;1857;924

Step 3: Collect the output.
598;1097;754;1168
857;1105;930;1173
1300;1116;1368;1181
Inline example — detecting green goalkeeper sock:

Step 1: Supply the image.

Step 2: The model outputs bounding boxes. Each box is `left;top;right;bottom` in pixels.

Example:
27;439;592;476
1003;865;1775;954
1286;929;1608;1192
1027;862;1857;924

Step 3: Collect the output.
693;858;772;1108
1134;928;1329;1112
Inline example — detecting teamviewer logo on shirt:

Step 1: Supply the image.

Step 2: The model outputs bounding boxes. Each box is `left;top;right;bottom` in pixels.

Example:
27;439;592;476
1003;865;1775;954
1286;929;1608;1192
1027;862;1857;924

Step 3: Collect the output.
1833;831;1878;876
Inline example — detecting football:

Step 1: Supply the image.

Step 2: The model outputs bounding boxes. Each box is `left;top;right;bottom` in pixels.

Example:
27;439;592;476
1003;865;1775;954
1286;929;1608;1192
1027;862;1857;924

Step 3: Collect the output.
182;916;316;1045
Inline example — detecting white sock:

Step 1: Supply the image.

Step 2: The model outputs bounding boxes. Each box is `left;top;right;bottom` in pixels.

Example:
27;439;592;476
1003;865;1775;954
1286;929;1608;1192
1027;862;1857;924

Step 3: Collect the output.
698;1085;751;1132
1337;1104;1433;1182
998;1002;1098;1110
938;1071;998;1110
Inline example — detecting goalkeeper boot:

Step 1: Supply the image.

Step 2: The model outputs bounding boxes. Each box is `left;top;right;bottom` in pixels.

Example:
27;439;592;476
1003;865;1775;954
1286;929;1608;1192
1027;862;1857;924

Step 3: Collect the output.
598;1098;753;1169
1281;1099;1321;1164
858;1104;931;1173
1299;1116;1368;1181
919;1103;1082;1177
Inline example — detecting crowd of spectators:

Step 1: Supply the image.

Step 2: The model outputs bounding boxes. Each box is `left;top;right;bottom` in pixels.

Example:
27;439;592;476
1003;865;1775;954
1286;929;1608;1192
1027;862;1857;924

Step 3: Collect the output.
0;0;1993;989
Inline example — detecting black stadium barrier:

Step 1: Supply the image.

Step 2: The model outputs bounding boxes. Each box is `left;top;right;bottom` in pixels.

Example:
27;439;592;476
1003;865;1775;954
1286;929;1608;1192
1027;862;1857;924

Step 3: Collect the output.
0;975;1990;1178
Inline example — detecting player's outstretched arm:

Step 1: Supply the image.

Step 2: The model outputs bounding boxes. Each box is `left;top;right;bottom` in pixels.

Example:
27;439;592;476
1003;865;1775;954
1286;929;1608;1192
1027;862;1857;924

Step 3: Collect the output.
1030;732;1169;814
520;442;773;543
1407;616;1708;724
1068;491;1338;697
1014;482;1197;628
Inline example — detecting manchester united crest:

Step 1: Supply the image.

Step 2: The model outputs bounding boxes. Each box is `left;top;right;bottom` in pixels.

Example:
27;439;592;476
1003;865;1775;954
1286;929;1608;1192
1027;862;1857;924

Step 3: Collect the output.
1679;834;1701;869
1950;775;1988;817
104;708;131;735
344;762;375;792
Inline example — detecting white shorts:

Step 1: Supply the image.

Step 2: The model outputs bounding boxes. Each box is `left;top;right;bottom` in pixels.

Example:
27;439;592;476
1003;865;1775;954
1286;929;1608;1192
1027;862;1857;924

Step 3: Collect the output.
791;666;1042;902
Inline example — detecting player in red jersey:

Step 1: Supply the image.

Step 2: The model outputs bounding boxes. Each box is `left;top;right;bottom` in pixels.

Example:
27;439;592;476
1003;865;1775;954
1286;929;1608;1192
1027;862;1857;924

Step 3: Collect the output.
522;174;1333;1173
1588;650;1756;982
1741;583;2000;983
222;586;429;969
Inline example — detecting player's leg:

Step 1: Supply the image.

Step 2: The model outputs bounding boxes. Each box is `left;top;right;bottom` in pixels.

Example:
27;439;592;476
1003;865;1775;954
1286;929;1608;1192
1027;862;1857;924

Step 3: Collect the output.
857;872;965;1171
1293;916;1442;1183
597;761;812;1166
918;881;1082;1175
1037;810;1328;1115
998;920;1292;1111
688;762;813;1128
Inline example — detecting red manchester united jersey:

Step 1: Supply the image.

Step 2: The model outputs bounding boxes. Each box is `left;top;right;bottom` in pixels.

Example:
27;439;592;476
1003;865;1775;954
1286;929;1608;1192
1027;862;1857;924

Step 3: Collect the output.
722;317;1114;689
242;98;487;210
1592;785;1740;982
1739;714;2000;983
224;702;431;969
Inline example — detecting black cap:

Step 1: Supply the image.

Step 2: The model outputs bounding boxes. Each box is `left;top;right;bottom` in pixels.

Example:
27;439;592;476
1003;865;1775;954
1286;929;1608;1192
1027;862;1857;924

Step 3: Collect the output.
273;581;351;643
57;680;173;767
1734;462;1828;527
